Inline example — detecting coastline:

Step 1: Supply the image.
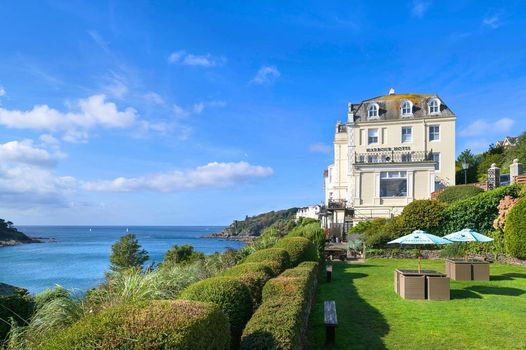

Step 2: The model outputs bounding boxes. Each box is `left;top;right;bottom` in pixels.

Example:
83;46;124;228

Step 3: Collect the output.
0;237;53;248
204;232;257;243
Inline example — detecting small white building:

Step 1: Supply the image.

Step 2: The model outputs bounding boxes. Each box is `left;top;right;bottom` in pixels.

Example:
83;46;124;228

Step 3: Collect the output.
295;205;322;221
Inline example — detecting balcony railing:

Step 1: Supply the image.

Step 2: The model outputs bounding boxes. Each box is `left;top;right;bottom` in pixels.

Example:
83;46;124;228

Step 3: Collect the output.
327;199;348;209
354;150;434;164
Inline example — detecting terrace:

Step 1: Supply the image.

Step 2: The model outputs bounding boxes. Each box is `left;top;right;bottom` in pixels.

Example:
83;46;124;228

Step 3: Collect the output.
354;150;435;165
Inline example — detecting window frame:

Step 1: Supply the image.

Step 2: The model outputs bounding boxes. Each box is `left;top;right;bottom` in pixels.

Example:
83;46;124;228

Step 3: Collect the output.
379;171;408;198
401;126;413;143
428;99;440;114
368;128;379;145
400;100;413;116
367;103;379;120
429;125;440;142
431;152;440;171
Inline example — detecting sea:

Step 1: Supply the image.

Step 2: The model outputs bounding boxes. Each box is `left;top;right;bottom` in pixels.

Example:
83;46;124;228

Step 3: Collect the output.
0;226;244;294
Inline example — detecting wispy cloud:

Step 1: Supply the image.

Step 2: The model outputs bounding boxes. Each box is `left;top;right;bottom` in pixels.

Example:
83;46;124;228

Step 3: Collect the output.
168;50;226;67
412;0;432;18
252;65;280;85
483;15;500;29
0;86;5;97
309;143;332;154
102;73;128;99
459;117;514;137
82;161;273;192
173;100;226;118
143;92;164;105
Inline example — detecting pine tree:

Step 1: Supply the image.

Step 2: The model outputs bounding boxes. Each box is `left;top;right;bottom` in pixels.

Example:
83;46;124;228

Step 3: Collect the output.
109;234;149;272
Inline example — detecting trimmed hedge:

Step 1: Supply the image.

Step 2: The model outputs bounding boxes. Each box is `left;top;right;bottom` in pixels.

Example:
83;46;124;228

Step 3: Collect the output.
240;262;319;350
0;287;35;343
437;185;484;204
287;222;325;260
438;185;522;236
220;263;274;305
274;237;317;267
179;276;253;348
40;300;230;350
505;198;526;259
244;248;291;275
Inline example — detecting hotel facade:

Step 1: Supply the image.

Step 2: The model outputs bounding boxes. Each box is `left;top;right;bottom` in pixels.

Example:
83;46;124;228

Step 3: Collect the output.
322;89;456;231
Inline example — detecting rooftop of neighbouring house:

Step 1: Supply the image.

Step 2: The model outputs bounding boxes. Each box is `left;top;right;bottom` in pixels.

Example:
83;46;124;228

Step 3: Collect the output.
350;89;456;123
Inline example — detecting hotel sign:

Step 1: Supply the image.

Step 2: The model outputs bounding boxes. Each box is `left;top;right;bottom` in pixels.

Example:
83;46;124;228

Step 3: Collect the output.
366;146;411;152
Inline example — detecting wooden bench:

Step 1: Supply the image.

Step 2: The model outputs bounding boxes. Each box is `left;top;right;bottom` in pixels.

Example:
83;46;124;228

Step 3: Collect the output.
326;265;333;282
324;300;338;344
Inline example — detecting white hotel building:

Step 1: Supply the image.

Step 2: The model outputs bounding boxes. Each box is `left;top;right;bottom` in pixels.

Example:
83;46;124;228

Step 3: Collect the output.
322;89;456;232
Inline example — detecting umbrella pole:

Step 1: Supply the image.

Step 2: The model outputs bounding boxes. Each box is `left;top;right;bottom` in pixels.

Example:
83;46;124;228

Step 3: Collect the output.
418;247;422;273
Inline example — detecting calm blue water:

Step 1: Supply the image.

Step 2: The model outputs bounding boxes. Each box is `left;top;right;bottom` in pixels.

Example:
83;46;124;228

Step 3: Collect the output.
0;226;244;294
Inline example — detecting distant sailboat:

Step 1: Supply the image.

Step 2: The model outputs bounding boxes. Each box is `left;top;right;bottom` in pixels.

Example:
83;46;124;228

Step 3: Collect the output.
126;228;129;233
89;228;92;232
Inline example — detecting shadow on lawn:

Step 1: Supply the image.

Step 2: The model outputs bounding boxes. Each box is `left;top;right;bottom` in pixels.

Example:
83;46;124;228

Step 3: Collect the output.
312;263;389;349
493;273;526;280
450;288;482;300
466;285;526;297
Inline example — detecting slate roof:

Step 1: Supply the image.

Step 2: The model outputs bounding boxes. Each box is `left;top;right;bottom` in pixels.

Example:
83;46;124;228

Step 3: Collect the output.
350;93;455;123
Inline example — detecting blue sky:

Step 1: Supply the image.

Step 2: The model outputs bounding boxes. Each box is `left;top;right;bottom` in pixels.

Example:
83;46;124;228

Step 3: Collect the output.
0;0;525;225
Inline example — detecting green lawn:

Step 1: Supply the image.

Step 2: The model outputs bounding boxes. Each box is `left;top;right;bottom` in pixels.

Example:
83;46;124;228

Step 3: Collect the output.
307;259;526;350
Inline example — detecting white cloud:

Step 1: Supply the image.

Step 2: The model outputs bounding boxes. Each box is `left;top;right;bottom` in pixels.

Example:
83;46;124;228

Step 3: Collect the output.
252;65;280;85
83;161;273;192
309;143;332;154
459;117;514;137
0;86;5;97
412;0;431;18
168;50;225;67
0;94;137;142
0;164;77;208
0;140;64;167
143;92;165;105
483;15;500;29
104;76;128;99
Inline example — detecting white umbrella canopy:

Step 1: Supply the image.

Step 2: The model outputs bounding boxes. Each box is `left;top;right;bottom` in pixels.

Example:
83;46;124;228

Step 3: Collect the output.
443;228;494;242
388;230;453;272
443;228;494;261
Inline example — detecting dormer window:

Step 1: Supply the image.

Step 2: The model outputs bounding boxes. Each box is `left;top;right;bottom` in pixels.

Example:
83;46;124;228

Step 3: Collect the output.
401;100;413;116
368;103;379;119
428;99;440;114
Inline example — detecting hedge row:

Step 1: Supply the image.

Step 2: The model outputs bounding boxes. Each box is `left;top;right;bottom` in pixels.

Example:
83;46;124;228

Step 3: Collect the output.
179;277;253;349
436;185;484;204
287;222;325;260
505;197;526;259
244;248;291;275
274;237;317;266
240;261;319;350
219;262;275;306
40;300;230;350
437;184;522;236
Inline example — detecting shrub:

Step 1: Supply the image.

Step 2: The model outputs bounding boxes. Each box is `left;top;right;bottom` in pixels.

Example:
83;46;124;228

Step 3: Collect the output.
179;276;253;348
398;199;447;235
39;300;230;350
274;237;317;266
504;198;526;259
240;263;318;350
360;218;392;247
438;185;522;236
220;263;274;306
437;185;484;204
244;248;291;274
287;222;325;261
161;244;205;268
0;287;35;343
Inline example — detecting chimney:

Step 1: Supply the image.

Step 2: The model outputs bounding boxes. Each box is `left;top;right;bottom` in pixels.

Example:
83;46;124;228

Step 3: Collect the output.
388;88;395;95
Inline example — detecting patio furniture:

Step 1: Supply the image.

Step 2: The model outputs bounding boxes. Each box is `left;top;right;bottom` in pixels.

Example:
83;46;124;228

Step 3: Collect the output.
395;269;449;300
324;300;338;345
446;259;490;281
427;276;450;300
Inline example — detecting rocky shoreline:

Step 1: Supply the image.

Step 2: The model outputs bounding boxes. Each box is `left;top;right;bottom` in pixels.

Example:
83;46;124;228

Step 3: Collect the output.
203;232;257;243
0;237;55;248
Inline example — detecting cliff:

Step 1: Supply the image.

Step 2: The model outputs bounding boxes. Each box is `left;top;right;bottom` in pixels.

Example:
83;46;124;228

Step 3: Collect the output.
220;208;298;237
0;219;38;246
